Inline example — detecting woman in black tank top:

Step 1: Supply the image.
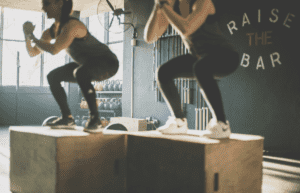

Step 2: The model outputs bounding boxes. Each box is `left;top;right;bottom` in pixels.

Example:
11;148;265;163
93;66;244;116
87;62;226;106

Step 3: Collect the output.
23;0;119;132
145;0;239;138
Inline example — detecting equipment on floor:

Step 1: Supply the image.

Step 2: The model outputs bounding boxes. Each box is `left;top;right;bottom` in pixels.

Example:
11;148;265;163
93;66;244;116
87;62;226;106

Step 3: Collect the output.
103;123;128;131
42;116;59;126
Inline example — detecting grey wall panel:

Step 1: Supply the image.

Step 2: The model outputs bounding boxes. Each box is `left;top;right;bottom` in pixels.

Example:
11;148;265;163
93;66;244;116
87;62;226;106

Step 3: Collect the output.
16;93;60;125
0;93;17;125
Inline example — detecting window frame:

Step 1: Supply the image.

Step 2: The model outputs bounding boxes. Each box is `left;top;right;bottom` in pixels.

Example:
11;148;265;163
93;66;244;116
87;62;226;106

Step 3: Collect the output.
0;8;124;88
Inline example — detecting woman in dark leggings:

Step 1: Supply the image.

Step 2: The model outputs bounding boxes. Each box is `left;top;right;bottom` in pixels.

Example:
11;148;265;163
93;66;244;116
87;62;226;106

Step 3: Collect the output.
144;0;239;138
23;0;119;132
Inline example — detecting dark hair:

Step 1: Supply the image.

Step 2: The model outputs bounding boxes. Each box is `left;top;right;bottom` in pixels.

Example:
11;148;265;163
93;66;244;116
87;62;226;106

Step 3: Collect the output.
57;0;73;34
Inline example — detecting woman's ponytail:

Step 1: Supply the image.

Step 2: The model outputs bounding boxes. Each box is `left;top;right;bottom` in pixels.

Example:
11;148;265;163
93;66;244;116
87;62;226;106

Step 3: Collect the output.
58;0;73;33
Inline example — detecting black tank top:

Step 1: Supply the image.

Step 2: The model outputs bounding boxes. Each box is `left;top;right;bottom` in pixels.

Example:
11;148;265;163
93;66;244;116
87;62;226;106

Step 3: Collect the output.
49;17;117;65
173;0;236;56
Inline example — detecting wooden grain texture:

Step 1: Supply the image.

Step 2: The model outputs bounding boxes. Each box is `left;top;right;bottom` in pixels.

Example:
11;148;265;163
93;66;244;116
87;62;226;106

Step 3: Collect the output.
205;136;264;193
9;126;127;193
10;129;57;193
126;131;264;193
9;126;264;193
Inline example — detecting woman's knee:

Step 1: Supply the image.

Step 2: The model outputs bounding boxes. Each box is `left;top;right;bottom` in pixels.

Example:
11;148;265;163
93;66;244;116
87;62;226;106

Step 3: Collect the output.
156;65;173;83
47;71;60;86
193;60;212;78
74;67;90;81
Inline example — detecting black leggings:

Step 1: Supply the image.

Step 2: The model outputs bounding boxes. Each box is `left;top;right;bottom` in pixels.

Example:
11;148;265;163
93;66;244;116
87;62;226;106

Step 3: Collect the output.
47;57;119;118
156;47;239;123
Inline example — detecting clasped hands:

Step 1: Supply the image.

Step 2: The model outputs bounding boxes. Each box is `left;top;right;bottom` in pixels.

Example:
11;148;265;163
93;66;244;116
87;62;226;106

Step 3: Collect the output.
155;0;170;8
23;21;35;41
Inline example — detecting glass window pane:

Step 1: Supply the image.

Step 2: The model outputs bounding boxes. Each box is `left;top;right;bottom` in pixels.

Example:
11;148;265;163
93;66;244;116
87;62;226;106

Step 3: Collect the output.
2;40;40;86
45;17;55;30
80;17;88;25
43;51;67;86
88;14;105;43
2;40;17;86
108;13;124;42
3;8;42;41
108;42;123;81
19;52;41;87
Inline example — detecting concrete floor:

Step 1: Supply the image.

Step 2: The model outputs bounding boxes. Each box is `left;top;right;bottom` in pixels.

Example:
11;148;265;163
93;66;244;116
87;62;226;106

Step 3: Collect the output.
1;126;300;193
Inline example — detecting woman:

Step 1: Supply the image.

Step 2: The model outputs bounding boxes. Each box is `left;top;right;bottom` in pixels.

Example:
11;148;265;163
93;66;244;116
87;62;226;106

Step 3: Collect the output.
23;0;119;132
144;0;239;138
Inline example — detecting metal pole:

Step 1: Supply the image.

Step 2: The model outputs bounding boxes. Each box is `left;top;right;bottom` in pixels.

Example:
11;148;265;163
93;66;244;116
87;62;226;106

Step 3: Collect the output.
157;39;161;102
16;51;20;125
153;42;156;92
16;52;20;90
131;37;134;118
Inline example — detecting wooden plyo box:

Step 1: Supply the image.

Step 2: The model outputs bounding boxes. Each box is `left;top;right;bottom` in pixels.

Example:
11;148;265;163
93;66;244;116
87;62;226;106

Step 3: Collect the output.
104;130;264;193
10;126;264;193
9;126;126;193
110;117;147;131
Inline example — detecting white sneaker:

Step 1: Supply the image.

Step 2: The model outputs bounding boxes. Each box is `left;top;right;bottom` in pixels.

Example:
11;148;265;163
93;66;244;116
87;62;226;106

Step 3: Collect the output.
157;116;188;134
203;118;231;139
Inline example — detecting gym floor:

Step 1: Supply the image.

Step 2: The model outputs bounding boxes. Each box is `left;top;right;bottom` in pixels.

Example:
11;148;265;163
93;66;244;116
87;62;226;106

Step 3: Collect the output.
0;126;299;193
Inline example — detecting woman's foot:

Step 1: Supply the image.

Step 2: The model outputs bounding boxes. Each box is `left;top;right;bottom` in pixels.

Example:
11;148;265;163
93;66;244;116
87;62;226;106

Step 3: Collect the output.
45;116;75;127
157;116;189;134
83;115;102;133
203;118;231;139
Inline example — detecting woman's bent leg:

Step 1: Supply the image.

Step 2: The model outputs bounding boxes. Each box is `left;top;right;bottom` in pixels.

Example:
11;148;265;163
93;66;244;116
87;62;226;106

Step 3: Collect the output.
47;62;78;119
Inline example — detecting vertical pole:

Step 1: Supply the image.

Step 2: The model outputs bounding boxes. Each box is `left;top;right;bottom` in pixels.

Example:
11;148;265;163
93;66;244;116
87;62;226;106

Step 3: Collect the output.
131;40;134;118
41;13;45;86
195;81;199;130
195;108;198;130
0;8;4;86
153;42;156;92
16;52;20;125
199;108;202;130
16;52;20;91
157;38;161;102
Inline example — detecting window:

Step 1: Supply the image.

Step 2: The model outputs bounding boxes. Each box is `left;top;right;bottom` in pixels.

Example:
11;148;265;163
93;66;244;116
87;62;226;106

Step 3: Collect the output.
108;13;124;42
2;40;19;86
3;8;42;41
19;48;41;87
45;17;55;31
88;14;105;43
1;40;41;86
0;7;123;87
88;12;124;82
108;43;123;81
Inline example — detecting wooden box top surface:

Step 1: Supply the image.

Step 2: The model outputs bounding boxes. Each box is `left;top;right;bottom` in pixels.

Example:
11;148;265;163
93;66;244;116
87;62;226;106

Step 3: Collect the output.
9;126;91;137
9;126;264;144
103;130;264;144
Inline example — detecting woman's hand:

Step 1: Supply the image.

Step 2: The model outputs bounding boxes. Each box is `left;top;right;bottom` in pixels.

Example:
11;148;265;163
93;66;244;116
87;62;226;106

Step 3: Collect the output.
23;21;35;37
155;0;170;7
155;0;171;4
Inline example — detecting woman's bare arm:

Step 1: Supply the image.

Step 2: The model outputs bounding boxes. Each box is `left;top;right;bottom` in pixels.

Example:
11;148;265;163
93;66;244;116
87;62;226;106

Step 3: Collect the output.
144;3;172;44
25;28;52;57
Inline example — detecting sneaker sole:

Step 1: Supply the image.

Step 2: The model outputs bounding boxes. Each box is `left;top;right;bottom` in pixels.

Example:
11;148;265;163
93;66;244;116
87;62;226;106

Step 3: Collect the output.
83;125;104;133
203;131;231;139
47;124;76;130
158;128;188;135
